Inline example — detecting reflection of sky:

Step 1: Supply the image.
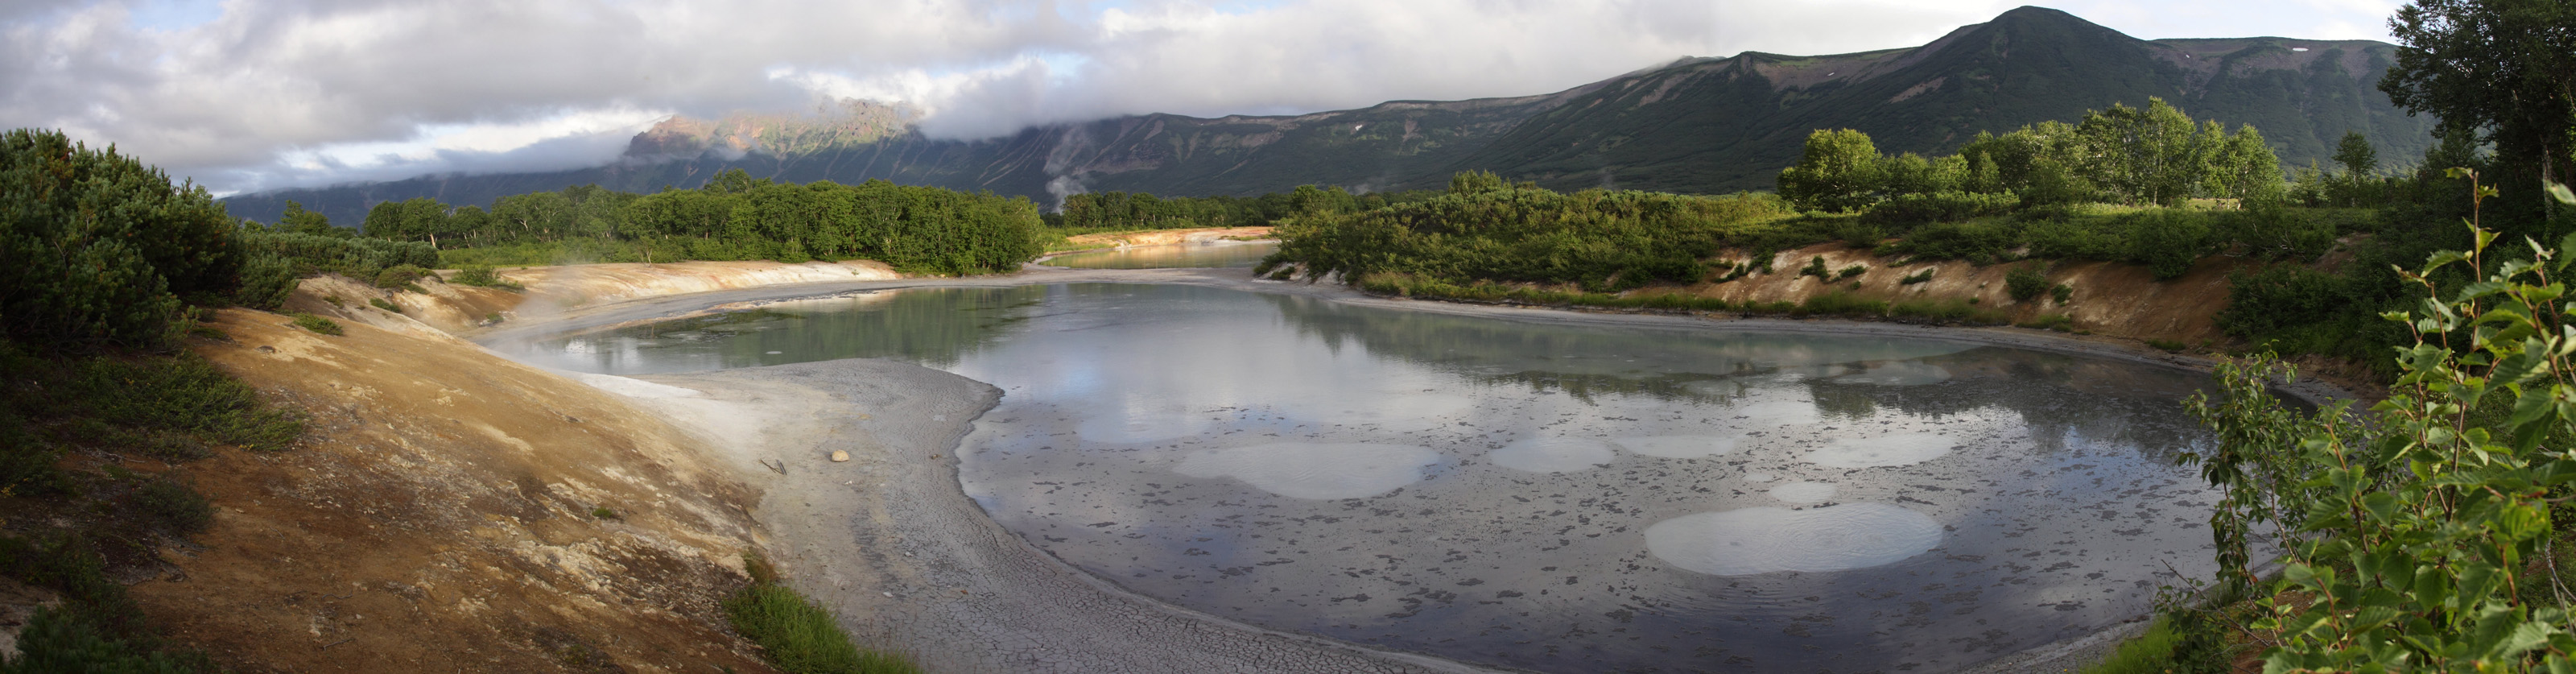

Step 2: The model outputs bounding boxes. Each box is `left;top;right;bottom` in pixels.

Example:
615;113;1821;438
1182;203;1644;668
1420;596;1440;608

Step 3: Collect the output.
523;283;2230;673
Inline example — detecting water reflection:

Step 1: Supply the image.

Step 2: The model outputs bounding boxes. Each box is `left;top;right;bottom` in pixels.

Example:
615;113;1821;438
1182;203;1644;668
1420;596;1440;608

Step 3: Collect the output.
1042;240;1279;269
518;283;2240;673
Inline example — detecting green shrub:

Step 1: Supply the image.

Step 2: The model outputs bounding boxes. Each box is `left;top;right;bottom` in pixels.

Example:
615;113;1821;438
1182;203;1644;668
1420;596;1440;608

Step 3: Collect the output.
2017;313;2075;332
1834;264;1867;280
129;479;211;534
2219;206;2336;261
72;354;302;452
2125;211;2213;279
447;266;522;291
1893;219;2017;263
1898;268;1936;285
1888;298;2008;325
0;129;249;351
1;605;199;674
1863;190;2020;229
1798;255;1830;279
371;264;431;290
2215;265;2343;339
1794;292;1886;317
229;250;299;311
368;297;400;313
289;313;341;336
2022;218;2129;259
2004;266;2051;302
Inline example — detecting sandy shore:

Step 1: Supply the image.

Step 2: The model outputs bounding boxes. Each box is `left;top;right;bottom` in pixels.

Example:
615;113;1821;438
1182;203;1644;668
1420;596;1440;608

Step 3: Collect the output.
489;264;2347;673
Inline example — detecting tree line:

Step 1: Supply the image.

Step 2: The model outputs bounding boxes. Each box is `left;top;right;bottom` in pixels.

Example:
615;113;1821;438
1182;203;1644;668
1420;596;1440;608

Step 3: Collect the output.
341;168;1043;275
1051;184;1440;232
1777;97;2285;214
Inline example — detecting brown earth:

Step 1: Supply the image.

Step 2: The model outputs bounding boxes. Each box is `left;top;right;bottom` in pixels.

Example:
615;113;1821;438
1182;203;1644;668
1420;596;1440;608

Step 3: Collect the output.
127;304;781;672
1662;242;2384;398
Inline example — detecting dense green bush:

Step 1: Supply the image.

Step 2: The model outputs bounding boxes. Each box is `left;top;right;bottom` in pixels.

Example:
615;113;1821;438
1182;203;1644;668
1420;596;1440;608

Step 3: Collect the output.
2004;265;2052;302
371;264;432;290
1863;191;2020;229
2126;211;2214;279
1270;180;1794;292
239;230;439;279
2214;264;2344;339
0;129;251;350
1890;219;2018;263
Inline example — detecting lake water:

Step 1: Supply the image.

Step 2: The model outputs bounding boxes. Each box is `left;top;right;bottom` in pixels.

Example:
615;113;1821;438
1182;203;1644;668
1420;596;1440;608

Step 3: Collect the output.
512;283;2231;673
1041;240;1278;268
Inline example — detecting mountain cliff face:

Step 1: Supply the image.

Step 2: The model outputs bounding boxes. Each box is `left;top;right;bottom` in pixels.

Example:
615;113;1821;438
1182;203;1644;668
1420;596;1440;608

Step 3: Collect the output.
222;6;2433;226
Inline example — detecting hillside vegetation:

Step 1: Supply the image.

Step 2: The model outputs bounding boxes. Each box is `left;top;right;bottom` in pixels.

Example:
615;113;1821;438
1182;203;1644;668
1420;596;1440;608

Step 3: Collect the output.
219;7;2428;227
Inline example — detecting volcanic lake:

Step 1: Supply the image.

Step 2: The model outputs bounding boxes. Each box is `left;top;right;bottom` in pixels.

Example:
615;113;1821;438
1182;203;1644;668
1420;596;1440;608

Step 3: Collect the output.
511;282;2234;673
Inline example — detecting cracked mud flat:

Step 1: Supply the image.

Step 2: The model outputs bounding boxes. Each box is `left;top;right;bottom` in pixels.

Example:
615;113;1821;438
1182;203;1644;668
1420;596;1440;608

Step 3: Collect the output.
497;273;2326;674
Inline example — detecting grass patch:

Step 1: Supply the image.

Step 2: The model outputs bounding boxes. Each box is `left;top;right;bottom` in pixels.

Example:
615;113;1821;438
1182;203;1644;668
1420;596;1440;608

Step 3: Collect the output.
1887;298;2009;325
289;312;343;336
2145;338;2189;352
368;297;401;313
448;266;525;292
726;555;919;674
2017;313;2076;332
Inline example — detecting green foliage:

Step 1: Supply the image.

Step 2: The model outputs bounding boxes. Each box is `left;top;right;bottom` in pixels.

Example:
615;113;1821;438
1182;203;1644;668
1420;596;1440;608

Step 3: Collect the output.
369;297;400;313
2215;265;2345;339
448;266;522;290
241;230;440;282
1;128;249;351
128;479;211;535
1834;264;1867;281
396;179;1045;275
1777;129;1885;213
1792;292;1885;317
372;263;432;290
1863;190;2020;229
69;354;303;453
1797;255;1830;279
2126;211;2213;279
1885;298;2009;325
2381;0;2574;217
2004;265;2051;302
0;535;208;673
1270;178;1794;292
1;605;200;674
1898;268;1936;285
2190;175;2576;671
228;249;297;310
725;556;919;674
290;313;342;336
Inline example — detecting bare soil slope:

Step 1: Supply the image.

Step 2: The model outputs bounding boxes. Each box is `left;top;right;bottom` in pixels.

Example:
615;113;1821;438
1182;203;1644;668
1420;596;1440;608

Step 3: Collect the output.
138;307;778;672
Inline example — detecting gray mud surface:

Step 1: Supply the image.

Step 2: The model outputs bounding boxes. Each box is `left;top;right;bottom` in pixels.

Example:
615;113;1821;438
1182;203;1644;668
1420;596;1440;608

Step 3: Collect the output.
491;266;2348;673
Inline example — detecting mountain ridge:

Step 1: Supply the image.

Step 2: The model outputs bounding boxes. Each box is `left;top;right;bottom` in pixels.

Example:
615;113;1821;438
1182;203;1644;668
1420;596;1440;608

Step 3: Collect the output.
221;6;2433;226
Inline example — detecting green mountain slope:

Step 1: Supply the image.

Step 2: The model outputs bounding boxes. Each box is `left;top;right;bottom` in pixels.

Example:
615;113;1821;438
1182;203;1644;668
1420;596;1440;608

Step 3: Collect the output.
1439;6;2430;193
222;6;2431;226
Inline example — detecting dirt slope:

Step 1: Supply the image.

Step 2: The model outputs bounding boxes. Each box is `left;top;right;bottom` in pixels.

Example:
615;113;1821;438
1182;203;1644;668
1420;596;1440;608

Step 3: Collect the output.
136;306;778;672
1683;242;2263;346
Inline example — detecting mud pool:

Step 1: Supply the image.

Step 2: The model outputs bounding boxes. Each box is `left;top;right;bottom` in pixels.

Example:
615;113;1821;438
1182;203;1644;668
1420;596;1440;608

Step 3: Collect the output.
1041;240;1278;268
513;283;2237;673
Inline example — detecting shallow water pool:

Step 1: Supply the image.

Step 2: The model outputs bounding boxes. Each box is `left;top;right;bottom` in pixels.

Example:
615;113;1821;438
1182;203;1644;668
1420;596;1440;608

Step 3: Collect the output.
512;283;2233;673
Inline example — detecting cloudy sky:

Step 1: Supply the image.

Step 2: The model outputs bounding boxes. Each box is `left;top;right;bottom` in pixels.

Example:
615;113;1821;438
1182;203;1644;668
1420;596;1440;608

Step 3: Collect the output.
2;0;2404;196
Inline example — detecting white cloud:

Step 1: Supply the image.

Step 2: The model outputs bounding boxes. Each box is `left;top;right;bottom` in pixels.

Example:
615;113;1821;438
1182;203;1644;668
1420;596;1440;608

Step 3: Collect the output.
0;0;2407;195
